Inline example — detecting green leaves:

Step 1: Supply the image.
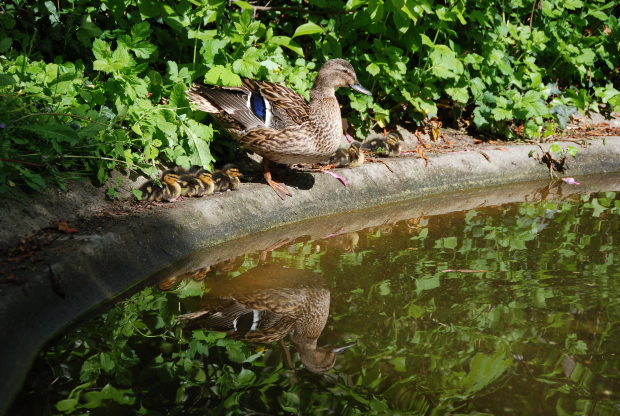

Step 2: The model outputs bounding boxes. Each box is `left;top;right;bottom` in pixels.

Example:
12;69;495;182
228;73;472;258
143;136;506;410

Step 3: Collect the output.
292;22;325;38
232;47;263;77
25;123;80;145
93;40;135;74
267;36;304;56
203;65;242;86
429;49;459;79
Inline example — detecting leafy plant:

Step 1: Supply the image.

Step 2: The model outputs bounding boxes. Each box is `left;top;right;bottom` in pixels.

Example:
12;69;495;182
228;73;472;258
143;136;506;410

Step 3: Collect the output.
1;0;619;196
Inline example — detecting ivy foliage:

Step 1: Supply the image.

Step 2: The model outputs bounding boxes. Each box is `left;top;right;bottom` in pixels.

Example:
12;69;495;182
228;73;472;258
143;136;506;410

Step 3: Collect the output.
0;0;619;196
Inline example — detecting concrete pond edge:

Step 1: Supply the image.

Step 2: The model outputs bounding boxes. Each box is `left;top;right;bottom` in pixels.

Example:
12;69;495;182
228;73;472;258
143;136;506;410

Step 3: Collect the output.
1;137;620;413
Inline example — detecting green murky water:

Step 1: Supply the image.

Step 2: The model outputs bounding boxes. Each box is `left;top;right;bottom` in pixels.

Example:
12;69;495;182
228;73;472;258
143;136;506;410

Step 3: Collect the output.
9;187;620;415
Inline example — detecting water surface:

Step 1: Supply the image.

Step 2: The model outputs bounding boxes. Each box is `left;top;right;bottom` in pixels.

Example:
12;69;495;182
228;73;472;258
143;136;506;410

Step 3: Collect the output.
9;181;620;415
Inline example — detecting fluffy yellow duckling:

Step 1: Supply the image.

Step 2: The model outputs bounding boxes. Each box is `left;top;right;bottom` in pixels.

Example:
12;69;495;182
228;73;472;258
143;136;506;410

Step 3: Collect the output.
363;132;401;157
138;170;182;202
328;142;364;168
181;169;215;197
213;164;243;191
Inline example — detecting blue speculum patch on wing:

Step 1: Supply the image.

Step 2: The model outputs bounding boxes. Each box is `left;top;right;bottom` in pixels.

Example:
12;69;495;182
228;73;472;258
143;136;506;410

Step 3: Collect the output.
250;93;266;122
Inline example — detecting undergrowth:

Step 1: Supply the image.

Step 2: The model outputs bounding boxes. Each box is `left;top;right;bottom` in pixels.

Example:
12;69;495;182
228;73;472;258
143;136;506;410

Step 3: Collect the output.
0;0;619;197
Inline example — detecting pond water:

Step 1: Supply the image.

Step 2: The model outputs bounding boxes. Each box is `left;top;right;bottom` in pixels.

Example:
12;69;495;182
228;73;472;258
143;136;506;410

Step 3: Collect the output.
9;182;620;415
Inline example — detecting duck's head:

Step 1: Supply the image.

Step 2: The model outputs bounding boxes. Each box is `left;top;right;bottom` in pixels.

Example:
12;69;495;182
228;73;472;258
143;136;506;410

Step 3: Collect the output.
314;59;372;96
385;132;401;147
299;342;357;373
162;170;181;186
196;169;213;184
222;164;243;177
350;142;362;157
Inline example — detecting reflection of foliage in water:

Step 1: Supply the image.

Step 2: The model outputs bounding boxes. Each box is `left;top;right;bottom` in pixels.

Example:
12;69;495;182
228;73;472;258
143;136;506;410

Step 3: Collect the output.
10;192;620;415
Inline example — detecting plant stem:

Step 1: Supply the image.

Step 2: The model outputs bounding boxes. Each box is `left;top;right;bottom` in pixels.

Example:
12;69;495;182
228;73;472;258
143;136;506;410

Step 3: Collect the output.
0;159;46;167
529;0;537;33
13;113;110;126
61;155;143;170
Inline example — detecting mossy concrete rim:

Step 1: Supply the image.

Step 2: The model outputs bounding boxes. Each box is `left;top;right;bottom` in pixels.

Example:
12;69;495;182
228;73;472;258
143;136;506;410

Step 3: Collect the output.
2;138;620;414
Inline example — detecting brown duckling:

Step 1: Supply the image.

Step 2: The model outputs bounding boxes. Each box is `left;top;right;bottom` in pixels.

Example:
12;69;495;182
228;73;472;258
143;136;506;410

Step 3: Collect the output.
213;164;243;191
328;142;364;168
138;170;182;202
177;164;202;186
362;132;401;157
181;169;215;197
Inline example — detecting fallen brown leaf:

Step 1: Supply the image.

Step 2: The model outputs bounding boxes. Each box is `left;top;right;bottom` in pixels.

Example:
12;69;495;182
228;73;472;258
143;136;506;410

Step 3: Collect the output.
495;148;509;152
58;220;69;232
515;125;524;137
414;145;429;167
474;139;482;144
8;252;33;262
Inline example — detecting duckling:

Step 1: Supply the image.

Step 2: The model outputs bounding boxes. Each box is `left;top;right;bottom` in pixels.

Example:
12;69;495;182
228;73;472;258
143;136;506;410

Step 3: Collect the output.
212;164;243;191
362;132;401;157
177;164;202;186
138;170;182;202
382;132;402;157
157;266;211;291
181;169;215;197
348;142;364;167
328;142;365;168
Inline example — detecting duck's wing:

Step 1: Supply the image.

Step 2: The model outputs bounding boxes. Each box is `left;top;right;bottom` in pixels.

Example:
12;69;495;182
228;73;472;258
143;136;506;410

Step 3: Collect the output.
177;302;296;343
241;78;310;126
239;124;337;164
186;84;266;131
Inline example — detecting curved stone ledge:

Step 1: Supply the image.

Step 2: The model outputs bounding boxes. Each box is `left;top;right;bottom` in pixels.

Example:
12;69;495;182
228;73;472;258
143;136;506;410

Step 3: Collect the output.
2;137;620;413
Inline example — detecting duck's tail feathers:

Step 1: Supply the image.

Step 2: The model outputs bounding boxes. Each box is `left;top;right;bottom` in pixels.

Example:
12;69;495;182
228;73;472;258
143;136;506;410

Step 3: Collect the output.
186;84;225;113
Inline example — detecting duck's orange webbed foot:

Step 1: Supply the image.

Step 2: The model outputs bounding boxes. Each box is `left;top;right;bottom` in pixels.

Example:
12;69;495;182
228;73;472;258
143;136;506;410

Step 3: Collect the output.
264;159;291;200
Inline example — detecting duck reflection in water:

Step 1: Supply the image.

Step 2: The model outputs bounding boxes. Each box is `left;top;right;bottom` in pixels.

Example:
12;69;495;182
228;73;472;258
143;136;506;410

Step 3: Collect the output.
177;263;355;373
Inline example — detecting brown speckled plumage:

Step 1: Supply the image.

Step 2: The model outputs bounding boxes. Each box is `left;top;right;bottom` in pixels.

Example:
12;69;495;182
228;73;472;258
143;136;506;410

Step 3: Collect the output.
177;264;349;372
186;59;371;165
186;59;371;199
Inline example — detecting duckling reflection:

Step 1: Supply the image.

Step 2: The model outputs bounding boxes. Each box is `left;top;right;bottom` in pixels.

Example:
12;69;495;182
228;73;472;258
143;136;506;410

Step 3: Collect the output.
321;232;359;253
177;264;354;373
157;266;210;291
210;256;244;273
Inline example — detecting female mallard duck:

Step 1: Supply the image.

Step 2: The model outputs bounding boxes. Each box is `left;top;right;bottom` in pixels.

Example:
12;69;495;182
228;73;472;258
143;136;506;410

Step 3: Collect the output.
363;132;401;157
186;59;372;200
328;142;364;168
138;170;182;202
212;163;243;192
177;264;355;373
181;169;215;197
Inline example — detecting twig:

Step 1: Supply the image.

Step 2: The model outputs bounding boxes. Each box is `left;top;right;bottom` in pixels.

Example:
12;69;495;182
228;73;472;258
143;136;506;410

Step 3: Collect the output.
231;2;352;15
13;112;110;126
0;158;46;167
477;150;491;162
529;0;537;32
365;157;394;173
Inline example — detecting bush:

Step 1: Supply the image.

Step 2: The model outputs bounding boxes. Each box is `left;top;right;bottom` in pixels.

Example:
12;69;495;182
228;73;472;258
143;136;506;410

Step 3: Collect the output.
0;0;618;196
